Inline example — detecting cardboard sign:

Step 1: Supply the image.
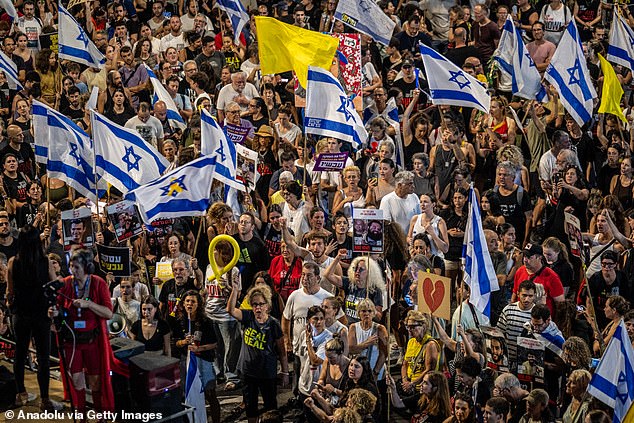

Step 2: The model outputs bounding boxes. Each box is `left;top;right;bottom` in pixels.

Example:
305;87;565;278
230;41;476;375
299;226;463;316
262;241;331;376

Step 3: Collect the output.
352;208;383;253
236;144;258;190
107;200;143;242
61;207;94;251
96;244;131;277
417;271;451;320
517;337;546;390
313;152;349;171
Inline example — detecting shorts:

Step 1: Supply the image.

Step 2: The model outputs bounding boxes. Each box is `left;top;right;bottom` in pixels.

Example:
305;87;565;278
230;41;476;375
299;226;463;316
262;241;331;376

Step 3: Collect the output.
63;340;101;375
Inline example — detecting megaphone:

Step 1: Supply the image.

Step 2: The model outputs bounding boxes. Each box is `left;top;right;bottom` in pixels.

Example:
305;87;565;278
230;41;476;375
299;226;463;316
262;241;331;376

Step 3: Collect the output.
107;314;126;335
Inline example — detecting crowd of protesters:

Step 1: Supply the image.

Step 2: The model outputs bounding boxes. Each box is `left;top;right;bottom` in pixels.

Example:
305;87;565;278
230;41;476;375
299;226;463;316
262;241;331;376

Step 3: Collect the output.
0;0;632;423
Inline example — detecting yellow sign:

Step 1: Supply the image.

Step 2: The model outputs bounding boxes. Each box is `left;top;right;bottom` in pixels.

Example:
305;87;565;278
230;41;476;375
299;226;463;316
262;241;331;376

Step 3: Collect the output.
155;262;174;282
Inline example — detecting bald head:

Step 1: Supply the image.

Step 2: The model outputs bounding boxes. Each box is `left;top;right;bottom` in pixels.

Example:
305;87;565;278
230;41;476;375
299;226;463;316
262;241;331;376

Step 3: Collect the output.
454;27;466;41
7;125;23;145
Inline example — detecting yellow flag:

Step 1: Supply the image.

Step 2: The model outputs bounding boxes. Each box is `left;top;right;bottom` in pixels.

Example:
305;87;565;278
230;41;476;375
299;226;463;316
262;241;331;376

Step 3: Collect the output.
598;53;627;123
256;16;339;89
624;402;634;422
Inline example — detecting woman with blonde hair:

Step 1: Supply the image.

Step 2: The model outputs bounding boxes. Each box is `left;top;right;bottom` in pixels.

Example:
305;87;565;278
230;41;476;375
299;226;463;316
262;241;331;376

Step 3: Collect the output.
207;202;234;238
496;144;530;191
478;96;517;147
562;369;592;423
332;166;366;221
345;388;377;422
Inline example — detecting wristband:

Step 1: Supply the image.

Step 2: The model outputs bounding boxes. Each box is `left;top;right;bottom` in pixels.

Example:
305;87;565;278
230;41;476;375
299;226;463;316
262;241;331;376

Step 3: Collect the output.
280;371;289;375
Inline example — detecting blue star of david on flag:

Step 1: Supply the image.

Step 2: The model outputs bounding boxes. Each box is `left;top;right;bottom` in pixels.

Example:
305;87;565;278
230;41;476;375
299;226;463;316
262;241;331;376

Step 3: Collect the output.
448;70;471;89
122;146;142;172
69;143;83;166
525;53;535;67
160;174;188;197
566;58;593;101
337;96;354;121
76;31;89;48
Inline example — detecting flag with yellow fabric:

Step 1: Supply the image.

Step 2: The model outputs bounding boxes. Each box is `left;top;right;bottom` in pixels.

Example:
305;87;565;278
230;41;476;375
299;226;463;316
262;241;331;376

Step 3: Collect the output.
598;53;627;122
625;403;634;422
256;16;339;88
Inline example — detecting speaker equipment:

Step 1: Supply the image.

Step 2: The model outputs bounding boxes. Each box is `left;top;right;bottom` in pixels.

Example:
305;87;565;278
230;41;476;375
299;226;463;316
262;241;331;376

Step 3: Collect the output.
129;353;182;416
107;314;126;335
110;338;145;363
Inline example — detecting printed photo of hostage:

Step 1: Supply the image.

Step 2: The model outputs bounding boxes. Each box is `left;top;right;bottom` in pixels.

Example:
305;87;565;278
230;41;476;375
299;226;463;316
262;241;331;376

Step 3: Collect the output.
481;326;509;373
516;337;546;390
352;208;384;253
61;208;94;251
107;200;143;242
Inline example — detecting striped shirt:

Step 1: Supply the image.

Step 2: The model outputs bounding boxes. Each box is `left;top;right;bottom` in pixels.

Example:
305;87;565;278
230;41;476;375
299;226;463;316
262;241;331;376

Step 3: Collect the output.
497;302;533;367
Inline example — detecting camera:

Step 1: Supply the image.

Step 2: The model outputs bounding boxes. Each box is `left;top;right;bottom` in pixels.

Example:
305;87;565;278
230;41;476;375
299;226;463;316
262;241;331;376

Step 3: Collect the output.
43;279;64;308
552;171;563;185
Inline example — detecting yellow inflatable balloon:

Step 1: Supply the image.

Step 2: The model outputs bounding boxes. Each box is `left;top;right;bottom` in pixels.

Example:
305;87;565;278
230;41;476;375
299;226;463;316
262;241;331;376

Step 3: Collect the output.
208;235;241;285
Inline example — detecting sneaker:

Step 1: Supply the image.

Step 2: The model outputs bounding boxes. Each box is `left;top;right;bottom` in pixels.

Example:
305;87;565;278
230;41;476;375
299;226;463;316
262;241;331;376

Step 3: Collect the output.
40;399;63;412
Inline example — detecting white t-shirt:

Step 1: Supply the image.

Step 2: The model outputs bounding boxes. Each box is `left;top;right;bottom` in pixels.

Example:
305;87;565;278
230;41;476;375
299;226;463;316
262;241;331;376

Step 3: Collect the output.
283;288;335;355
125;115;165;149
282;201;311;244
216;82;260;112
379;192;422;233
540;4;570;44
15;16;42;51
159;33;186;54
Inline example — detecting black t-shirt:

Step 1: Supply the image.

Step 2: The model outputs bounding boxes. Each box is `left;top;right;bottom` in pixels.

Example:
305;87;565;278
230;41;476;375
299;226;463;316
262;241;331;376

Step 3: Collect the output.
62;107;84;121
581;271;628;328
260;223;283;258
445;45;480;68
158;277;198;318
0;143;35;180
489;186;532;243
171;315;217;362
3;171;28;204
394;30;432;55
239;309;283;379
129;319;170;352
233;234;271;289
392;76;427;112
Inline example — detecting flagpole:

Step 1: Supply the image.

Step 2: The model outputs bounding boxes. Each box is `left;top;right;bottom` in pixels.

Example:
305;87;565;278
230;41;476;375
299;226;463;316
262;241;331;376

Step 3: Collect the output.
385;263;391;422
46;175;50;227
90;110;102;233
193;216;204;256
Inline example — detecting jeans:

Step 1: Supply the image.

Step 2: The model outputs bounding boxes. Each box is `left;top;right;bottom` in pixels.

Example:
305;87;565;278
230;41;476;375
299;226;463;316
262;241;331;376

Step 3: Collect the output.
210;319;241;384
13;314;51;398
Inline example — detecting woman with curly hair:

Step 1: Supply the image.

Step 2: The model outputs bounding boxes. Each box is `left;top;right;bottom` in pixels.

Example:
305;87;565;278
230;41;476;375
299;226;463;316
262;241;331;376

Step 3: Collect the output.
496;144;530;191
207;202;234;238
35;48;60;106
345;388;377;422
560;336;592;411
387;370;451;423
444;392;477;423
330;257;385;323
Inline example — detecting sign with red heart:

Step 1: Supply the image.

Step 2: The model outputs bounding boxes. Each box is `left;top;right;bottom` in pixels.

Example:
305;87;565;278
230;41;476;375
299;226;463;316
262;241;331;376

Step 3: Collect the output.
417;271;451;320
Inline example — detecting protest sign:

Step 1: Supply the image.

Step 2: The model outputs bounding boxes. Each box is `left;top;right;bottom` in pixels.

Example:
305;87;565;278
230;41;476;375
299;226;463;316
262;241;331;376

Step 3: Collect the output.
61;207;94;251
517;337;545;390
417;271;451;320
107;200;143;242
96;244;131;277
481;326;509;373
564;212;586;264
352;208;383;253
224;123;251;144
313;152;349;172
236;144;258;190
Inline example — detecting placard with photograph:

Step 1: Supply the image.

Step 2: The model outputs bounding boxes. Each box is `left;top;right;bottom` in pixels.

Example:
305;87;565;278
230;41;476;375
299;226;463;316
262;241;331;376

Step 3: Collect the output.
352;208;383;253
481;326;509;373
107;200;143;242
236;144;258;190
61;207;94;251
517;337;545;390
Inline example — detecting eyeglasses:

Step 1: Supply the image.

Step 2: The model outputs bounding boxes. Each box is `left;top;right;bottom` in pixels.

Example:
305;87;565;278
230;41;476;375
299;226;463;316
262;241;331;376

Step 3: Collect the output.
406;324;422;330
601;261;616;268
402;65;412;69
252;302;267;308
226;109;241;114
358;309;372;314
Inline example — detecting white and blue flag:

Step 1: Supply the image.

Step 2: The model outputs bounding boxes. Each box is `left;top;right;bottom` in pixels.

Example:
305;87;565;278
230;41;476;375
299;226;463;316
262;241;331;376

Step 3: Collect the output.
587;319;634;423
126;155;217;224
0;0;17;21
184;351;207;423
201;108;243;191
545;21;597;126
304;66;368;146
462;186;499;317
383;97;405;168
607;10;634;71
494;16;547;101
419;44;490;113
0;50;22;90
216;0;249;45
92;111;169;195
145;64;186;130
333;0;396;46
32;100;99;201
59;5;106;68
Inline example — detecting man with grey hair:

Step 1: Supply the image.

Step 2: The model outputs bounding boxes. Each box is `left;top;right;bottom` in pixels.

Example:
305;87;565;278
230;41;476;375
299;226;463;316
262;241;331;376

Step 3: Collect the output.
157;256;202;318
216;71;259;122
379;170;421;232
492;373;529;423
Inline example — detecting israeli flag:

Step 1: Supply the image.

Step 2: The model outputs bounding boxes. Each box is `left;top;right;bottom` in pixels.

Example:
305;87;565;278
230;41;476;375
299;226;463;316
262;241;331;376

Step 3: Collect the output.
32;100;99;201
92;111;169;195
333;0;396;46
494;16;547;101
126;155;217;224
607;10;634;71
0;50;22;90
383;97;405;168
201;108;244;191
587;319;634;423
145;64;186;130
184;351;207;423
419;44;490;113
0;0;18;21
59;5;106;69
216;0;249;45
545;21;597;126
462;186;499;317
304;66;368;146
